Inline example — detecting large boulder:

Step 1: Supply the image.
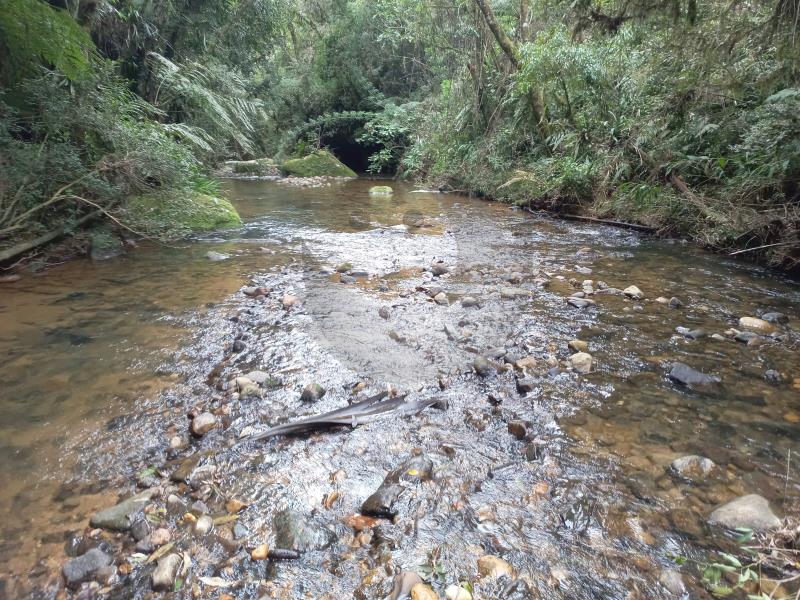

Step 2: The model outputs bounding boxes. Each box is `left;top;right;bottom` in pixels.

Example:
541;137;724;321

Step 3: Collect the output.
280;150;356;178
126;192;241;238
708;494;781;531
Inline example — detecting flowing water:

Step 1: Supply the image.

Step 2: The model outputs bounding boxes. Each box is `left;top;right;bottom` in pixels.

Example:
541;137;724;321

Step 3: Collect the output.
0;178;798;599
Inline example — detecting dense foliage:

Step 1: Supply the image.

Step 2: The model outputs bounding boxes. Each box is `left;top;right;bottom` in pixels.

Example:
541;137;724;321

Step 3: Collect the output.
1;0;798;266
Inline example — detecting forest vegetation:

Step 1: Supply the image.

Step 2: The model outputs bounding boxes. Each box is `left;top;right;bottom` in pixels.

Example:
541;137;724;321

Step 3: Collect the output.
1;0;799;267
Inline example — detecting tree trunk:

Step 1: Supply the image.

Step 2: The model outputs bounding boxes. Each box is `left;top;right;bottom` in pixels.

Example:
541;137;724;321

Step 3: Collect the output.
473;0;520;69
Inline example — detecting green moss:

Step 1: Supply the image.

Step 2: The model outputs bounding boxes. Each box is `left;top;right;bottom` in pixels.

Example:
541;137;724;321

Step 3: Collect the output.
126;191;241;239
280;150;357;178
369;185;393;195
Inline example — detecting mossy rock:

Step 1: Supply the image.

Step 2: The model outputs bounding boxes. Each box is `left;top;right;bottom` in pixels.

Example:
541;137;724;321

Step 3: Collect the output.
88;224;125;261
369;185;393;195
225;158;278;176
126;192;242;239
280;150;357;178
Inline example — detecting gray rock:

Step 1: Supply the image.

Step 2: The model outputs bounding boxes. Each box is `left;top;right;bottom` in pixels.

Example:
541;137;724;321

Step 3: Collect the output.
569;352;593;374
191;412;217;436
623;285;644;299
151;553;182;591
669;297;684;309
300;383;326;402
685;329;707;340
473;357;495;377
243;370;270;384
232;339;246;352
461;296;479;308
659;570;686;596
62;548;112;588
340;274;356;284
735;331;760;344
390;571;425;600
762;312;788;324
272;508;335;551
90;489;154;531
670;455;716;482
195;515;213;535
434;292;449;305
668;363;720;390
516;378;536;394
708;494;781;531
361;455;434;518
431;264;449;276
764;369;783;384
500;287;530;299
444;323;461;341
206;251;230;261
567;297;595;309
378;306;390;319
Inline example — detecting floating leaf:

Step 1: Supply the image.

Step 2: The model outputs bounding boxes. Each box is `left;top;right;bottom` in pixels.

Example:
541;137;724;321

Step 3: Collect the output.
146;542;174;563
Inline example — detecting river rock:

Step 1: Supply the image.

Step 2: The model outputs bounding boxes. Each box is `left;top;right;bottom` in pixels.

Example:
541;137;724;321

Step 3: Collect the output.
507;420;527;440
170;455;199;482
473;357;495;377
282;294;299;309
272;508;335;551
191;412;217;435
500;287;530;299
659;570;686;596
708;494;781;531
668;363;720;390
445;584;473;600
670;455;716;482
434;292;449;305
738;316;774;332
431;263;449;276
206;251;230;261
515;355;537;370
477;555;514;579
411;583;439;600
764;369;783;384
462;296;479;308
379;306;390;319
361;455;433;518
761;312;788;324
516;378;536;394
669;297;684;308
90;489;154;531
195;514;213;535
152;553;182;591
390;572;424;600
568;340;588;353
623;285;644;299
62;548;112;588
300;383;326;402
569;352;593;374
567;297;595;309
734;330;760;344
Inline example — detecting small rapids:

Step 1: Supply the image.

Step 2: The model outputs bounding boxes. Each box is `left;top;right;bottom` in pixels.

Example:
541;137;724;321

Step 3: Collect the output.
0;179;798;599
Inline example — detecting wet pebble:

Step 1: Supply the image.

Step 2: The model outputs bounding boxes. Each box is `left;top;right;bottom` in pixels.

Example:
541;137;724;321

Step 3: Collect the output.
191;412;217;436
761;311;788;324
90;489;154;531
411;583;439;600
568;352;593;374
567;297;595;309
623;285;644;299
300;383;326;402
151;553;182;591
390;572;424;600
195;514;213;535
669;297;683;308
477;555;514;579
764;369;783;384
668;363;720;390
62;548;112;588
507;420;528;440
434;292;449;305
670;455;716;482
738;316;774;332
473;357;495;377
462;296;479;308
567;339;588;353
445;585;473;600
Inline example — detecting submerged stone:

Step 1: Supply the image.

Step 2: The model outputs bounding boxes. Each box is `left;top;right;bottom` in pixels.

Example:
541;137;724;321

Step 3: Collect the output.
708;494;781;531
90;489;154;531
62;548;112;588
272;508;335;551
668;363;720;390
361;455;433;518
369;185;394;195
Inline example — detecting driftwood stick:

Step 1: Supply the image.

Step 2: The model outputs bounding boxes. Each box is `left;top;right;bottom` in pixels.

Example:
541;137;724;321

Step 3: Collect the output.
0;209;103;264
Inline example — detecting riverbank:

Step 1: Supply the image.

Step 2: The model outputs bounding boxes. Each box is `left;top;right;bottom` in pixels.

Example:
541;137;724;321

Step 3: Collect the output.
0;179;798;598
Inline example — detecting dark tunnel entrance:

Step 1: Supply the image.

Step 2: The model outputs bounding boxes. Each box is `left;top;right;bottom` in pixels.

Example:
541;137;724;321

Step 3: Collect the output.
320;130;386;174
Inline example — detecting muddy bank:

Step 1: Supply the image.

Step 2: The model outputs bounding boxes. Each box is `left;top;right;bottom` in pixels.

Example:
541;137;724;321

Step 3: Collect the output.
0;179;798;599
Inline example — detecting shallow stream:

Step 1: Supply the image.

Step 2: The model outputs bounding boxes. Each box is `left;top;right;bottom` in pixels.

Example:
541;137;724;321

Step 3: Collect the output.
0;179;798;599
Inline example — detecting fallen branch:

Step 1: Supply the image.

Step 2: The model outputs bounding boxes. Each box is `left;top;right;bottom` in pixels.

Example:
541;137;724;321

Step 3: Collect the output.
0;209;103;264
524;207;656;232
